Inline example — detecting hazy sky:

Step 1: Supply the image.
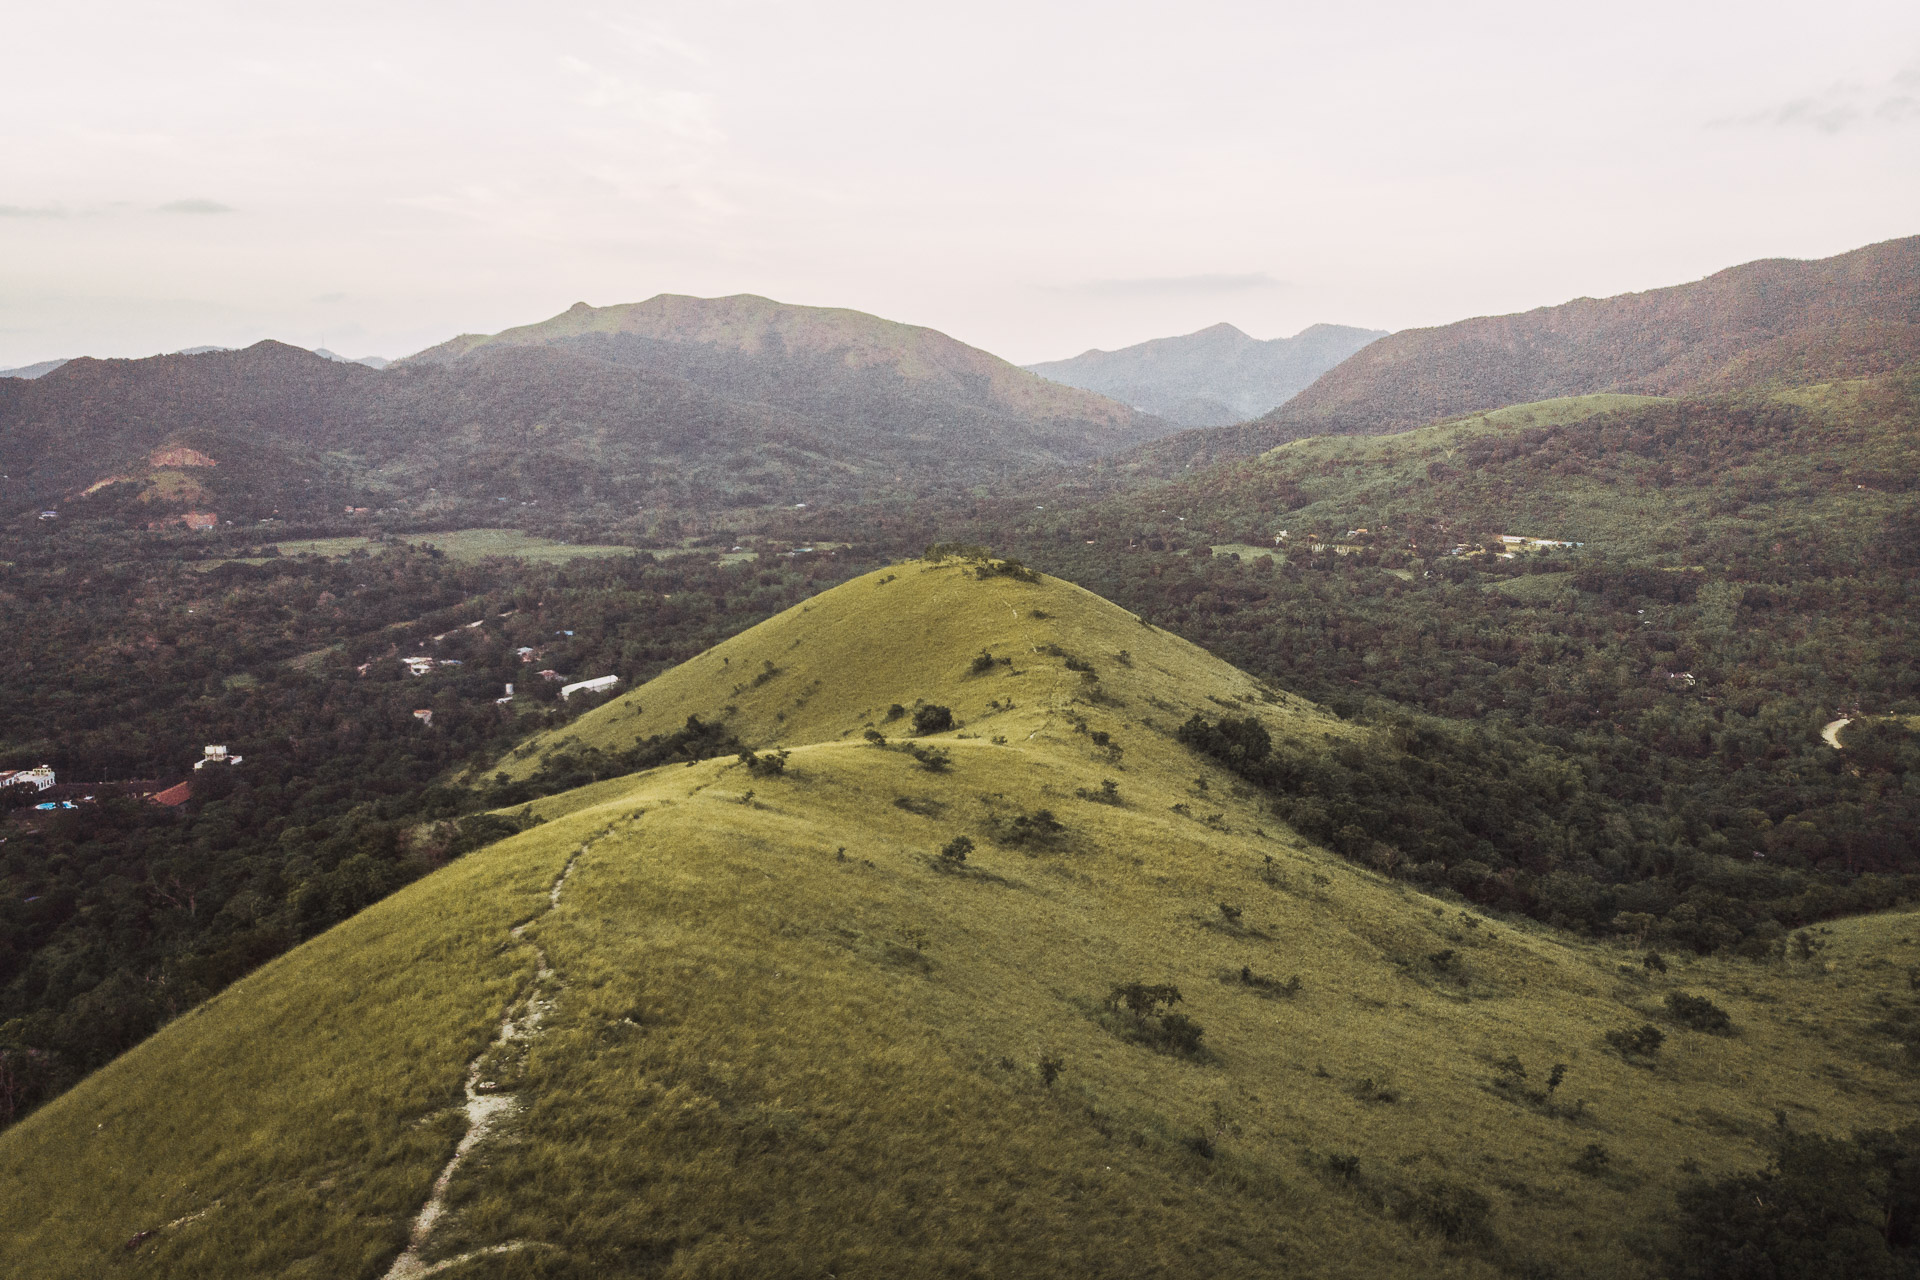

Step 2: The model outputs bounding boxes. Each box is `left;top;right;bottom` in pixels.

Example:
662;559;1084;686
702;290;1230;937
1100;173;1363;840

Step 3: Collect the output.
4;1;1918;368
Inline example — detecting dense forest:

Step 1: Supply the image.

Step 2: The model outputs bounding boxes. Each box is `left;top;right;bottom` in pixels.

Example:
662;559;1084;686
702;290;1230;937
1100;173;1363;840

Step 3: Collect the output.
0;521;877;1124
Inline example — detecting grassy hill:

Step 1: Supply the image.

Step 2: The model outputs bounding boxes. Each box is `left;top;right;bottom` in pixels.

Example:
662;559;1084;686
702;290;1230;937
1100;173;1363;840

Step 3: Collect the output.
1129;234;1920;470
2;558;1915;1278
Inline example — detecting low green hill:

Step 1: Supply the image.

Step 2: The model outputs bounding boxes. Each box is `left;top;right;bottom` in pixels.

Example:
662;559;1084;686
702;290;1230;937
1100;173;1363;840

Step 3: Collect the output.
2;560;1915;1279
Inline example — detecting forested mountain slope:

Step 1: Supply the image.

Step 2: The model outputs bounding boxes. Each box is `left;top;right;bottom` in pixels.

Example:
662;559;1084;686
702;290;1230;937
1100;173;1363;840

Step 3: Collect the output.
1131;235;1920;470
1;559;1915;1279
0;297;1170;528
404;293;1169;461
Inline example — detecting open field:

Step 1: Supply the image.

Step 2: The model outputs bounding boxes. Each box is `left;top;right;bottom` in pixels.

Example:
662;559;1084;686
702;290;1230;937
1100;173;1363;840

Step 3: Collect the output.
194;528;645;569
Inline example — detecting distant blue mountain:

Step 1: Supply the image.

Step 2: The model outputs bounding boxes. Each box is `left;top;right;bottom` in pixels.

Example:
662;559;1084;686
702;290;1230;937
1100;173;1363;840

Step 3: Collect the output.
1025;321;1386;427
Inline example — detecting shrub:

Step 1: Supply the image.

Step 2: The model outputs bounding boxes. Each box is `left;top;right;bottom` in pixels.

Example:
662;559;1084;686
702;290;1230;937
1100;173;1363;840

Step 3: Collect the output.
863;727;887;745
1102;983;1208;1059
885;703;906;721
1108;982;1182;1019
970;651;996;675
998;808;1065;848
1412;1180;1494;1242
1351;1077;1400;1104
1665;1125;1920;1279
1666;992;1733;1033
1076;778;1123;805
1573;1143;1612;1176
975;557;1040;582
912;704;954;735
1038;1055;1064;1087
1234;966;1300;997
736;748;790;777
1606;1023;1665;1060
1644;949;1669;973
909;744;952;772
937;835;973;868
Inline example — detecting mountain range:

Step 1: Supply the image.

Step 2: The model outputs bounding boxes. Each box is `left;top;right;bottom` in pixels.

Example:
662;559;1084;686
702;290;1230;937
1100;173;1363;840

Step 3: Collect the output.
1025;321;1386;426
0;297;1168;525
0;359;70;380
1131;234;1920;470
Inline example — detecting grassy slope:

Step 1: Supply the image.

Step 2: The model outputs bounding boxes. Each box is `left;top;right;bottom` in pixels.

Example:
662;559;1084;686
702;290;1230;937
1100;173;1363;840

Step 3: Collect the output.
195;529;639;571
2;562;1916;1279
1223;384;1907;556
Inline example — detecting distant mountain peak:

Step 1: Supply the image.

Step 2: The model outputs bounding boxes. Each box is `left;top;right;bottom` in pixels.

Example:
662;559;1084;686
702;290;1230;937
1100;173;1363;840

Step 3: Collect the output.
1025;321;1386;427
396;291;1164;436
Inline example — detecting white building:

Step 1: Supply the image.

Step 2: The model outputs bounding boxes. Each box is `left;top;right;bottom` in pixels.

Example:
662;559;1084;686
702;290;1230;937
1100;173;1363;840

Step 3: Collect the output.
0;765;56;791
560;675;620;701
193;745;243;770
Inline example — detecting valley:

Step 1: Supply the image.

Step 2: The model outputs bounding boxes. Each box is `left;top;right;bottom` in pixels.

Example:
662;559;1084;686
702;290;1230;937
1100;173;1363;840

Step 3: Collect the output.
2;237;1918;1278
3;560;1915;1278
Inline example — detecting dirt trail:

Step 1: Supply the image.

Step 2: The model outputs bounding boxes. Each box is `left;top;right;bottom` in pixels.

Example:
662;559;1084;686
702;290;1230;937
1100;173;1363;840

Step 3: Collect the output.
380;831;603;1280
1822;717;1852;749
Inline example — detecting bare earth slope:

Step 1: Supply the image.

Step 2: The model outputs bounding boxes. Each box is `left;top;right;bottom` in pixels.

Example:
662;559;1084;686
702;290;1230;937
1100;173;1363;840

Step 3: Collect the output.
1131;234;1920;470
1;562;1914;1279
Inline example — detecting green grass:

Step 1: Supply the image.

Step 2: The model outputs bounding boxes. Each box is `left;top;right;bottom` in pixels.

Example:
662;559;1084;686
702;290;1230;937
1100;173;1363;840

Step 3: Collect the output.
410;529;638;563
1218;383;1915;564
1210;542;1285;562
1486;572;1574;603
3;561;1915;1278
196;529;643;570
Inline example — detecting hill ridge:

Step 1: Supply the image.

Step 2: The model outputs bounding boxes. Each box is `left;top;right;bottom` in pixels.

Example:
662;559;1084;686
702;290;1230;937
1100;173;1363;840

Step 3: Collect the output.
1127;233;1920;469
2;560;1915;1279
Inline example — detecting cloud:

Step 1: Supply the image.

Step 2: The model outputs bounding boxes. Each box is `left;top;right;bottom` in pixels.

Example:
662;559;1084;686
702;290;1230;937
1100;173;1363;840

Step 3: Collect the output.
1058;272;1287;297
1715;62;1920;134
158;198;235;214
0;204;67;218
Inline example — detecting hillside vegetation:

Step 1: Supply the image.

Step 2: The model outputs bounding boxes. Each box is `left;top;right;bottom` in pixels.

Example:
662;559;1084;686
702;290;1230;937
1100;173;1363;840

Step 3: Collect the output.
914;377;1920;952
1133;234;1920;469
3;560;1915;1279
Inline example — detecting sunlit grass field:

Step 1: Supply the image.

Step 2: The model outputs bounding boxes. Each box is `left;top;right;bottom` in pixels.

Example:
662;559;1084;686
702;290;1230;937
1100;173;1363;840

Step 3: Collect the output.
3;561;1914;1278
195;528;643;570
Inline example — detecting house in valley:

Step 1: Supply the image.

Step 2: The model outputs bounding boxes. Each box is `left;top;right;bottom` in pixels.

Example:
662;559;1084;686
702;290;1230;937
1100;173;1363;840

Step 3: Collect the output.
0;765;56;792
193;745;242;770
560;675;619;701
